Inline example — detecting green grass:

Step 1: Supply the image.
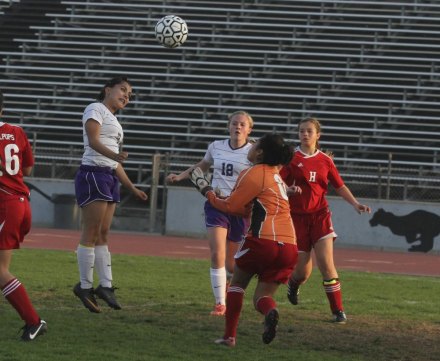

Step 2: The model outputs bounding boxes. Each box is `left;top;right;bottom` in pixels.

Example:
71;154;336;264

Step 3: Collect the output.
1;249;439;361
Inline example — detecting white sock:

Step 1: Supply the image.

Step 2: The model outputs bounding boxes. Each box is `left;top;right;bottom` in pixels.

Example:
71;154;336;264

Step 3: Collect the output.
94;245;113;288
210;267;226;305
77;245;95;289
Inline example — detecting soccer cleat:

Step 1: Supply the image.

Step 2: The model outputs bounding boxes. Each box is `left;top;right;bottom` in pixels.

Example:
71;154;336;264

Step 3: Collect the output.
94;285;122;310
21;319;47;341
210;303;226;316
333;310;347;324
262;309;279;344
73;282;101;313
287;278;300;305
214;337;236;347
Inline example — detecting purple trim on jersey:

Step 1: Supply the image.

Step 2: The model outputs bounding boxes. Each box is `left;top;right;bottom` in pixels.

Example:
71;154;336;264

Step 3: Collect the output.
74;165;120;207
204;201;249;243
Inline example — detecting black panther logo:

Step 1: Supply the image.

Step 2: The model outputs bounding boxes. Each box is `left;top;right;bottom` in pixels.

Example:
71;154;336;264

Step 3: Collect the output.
369;208;440;253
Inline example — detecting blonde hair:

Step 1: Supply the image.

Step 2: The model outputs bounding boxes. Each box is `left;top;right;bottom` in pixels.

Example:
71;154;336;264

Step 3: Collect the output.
228;110;254;128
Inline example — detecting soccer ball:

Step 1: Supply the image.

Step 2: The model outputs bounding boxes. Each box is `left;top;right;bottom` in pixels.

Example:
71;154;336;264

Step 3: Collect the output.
154;15;188;48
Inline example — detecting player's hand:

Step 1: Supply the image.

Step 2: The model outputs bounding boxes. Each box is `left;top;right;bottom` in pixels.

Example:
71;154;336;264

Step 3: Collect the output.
165;173;180;184
114;151;128;163
133;188;148;201
189;167;212;196
354;203;371;214
214;187;227;199
287;184;302;196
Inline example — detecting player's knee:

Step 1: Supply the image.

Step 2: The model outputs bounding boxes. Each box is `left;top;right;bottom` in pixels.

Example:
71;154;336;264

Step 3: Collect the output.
0;270;13;287
100;227;110;242
210;252;225;267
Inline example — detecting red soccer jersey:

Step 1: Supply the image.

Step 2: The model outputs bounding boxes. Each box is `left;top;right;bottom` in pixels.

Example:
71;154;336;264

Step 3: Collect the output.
0;122;34;196
280;148;344;214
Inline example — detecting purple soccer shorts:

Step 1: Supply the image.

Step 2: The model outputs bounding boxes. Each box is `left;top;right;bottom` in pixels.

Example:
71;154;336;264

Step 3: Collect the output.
204;201;249;243
74;165;120;207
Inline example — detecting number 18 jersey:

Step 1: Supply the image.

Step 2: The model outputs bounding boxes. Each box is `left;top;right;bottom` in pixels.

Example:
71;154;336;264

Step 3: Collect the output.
0;122;34;196
203;139;252;196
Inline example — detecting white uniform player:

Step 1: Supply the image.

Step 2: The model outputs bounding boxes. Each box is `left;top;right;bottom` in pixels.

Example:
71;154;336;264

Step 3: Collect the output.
165;110;254;316
73;77;148;314
203;139;252;196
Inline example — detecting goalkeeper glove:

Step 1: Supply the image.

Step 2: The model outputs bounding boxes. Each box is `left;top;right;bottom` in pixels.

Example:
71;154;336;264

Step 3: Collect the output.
189;167;213;196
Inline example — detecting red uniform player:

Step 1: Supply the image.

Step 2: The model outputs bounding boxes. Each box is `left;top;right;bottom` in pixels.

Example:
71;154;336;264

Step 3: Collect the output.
0;89;47;341
281;117;371;323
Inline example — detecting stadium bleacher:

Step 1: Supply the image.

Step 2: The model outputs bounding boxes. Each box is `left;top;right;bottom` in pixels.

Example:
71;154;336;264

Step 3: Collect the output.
0;0;439;220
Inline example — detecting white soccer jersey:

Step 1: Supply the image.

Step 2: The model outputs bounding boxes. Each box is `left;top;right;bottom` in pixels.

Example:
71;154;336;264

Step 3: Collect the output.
203;139;253;196
81;102;123;168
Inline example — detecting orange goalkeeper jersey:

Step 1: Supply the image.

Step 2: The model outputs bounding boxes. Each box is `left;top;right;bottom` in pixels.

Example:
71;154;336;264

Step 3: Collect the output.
206;164;296;244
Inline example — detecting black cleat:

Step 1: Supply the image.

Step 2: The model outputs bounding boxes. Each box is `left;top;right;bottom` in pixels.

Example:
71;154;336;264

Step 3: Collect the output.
333;310;347;324
287;278;300;305
21;319;47;341
94;285;122;310
262;309;279;344
73;282;101;313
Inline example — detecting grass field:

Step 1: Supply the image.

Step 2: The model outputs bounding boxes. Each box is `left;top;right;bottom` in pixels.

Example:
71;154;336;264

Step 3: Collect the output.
1;249;439;361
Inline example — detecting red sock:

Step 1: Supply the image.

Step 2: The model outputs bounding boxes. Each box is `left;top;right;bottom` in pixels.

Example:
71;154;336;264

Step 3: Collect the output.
1;278;40;325
255;296;276;315
323;278;343;313
224;286;245;339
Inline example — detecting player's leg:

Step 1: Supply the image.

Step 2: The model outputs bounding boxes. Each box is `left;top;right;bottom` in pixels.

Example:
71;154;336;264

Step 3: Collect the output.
0;250;41;330
287;251;312;305
94;202;121;310
225;214;247;291
287;214;312;305
74;201;107;313
207;226;228;315
254;281;280;344
255;241;297;344
215;265;253;347
225;239;240;292
314;236;346;323
0;198;46;341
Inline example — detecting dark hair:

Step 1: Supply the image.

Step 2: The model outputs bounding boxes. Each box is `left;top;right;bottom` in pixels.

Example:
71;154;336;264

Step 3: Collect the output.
257;133;293;166
0;89;3;111
97;76;132;102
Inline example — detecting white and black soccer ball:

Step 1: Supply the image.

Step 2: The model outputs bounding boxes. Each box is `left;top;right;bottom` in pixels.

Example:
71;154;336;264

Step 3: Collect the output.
154;15;188;48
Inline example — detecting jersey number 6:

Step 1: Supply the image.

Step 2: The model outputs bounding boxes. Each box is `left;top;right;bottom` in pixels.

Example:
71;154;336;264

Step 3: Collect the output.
0;144;20;176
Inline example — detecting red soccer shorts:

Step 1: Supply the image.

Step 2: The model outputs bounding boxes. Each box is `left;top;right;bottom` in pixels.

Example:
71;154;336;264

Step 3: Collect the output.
0;194;31;250
235;236;298;284
292;207;337;252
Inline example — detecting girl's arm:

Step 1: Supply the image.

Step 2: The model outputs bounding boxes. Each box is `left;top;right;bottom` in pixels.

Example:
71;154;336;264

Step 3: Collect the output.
115;164;148;201
166;159;211;184
206;168;258;216
335;185;371;214
86;119;127;163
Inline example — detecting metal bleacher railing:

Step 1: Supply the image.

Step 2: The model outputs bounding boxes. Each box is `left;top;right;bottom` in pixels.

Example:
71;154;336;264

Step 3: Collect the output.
0;0;439;207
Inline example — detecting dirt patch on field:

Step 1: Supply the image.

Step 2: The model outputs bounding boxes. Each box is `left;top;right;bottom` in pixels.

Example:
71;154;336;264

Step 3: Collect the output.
279;312;440;361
